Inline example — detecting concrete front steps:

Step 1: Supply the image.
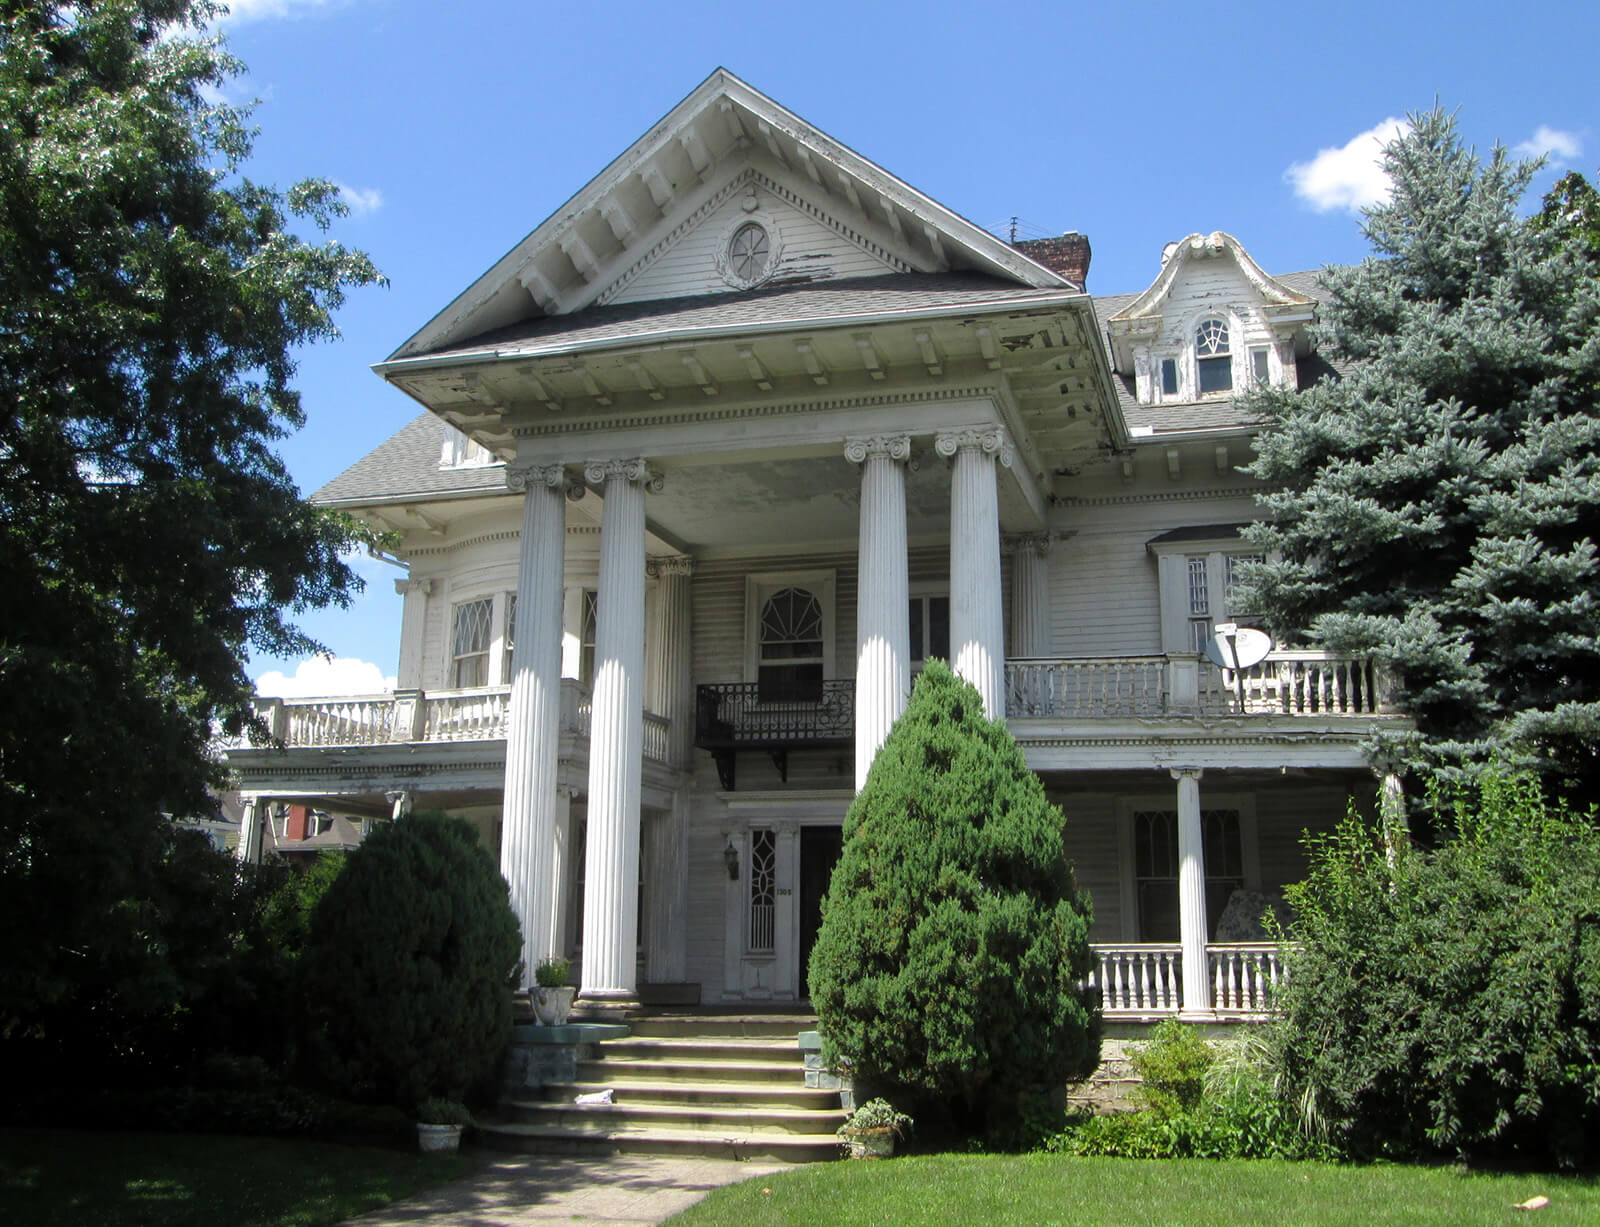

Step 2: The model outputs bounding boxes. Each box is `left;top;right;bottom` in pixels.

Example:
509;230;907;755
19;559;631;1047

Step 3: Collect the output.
479;1012;845;1162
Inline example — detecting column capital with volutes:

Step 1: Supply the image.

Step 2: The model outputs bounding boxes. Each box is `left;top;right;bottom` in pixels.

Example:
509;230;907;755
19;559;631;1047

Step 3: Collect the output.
584;456;664;493
647;554;695;579
843;433;911;465
1002;532;1053;558
1169;766;1205;782
934;424;1015;469
394;576;434;597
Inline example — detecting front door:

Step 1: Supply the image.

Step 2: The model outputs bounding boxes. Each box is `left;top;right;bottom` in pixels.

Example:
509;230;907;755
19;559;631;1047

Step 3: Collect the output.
798;825;843;998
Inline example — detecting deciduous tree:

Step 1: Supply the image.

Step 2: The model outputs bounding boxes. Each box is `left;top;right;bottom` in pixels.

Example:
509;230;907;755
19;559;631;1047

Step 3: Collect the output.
0;1;382;1041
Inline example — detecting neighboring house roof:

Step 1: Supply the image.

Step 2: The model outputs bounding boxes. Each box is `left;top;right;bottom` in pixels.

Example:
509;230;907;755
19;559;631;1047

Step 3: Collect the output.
387;272;1074;370
313;412;508;505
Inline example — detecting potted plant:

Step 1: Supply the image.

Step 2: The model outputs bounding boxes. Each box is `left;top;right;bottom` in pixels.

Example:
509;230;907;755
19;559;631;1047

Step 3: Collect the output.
836;1097;912;1159
532;955;576;1026
415;1097;472;1153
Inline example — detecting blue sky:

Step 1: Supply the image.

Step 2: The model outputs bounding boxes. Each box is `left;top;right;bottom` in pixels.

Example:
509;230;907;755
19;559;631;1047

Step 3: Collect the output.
225;0;1600;696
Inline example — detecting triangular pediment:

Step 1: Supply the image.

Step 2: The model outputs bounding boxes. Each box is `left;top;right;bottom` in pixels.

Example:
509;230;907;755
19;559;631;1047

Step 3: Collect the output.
389;69;1072;361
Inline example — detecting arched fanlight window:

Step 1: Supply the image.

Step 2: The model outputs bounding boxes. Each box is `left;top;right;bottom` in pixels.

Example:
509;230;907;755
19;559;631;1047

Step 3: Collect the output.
758;587;824;701
1195;317;1233;394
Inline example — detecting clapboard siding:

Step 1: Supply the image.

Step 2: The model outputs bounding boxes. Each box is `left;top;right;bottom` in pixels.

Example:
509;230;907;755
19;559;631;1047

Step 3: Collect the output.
1048;493;1259;656
613;191;895;305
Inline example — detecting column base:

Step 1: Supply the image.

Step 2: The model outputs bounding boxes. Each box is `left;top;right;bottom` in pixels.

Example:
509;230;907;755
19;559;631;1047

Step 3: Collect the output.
571;992;644;1023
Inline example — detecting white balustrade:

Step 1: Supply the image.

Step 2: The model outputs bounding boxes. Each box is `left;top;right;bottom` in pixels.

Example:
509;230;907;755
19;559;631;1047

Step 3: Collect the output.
423;686;511;741
642;712;671;763
1008;652;1386;720
1207;943;1286;1013
1089;944;1183;1015
279;695;394;746
1006;657;1167;717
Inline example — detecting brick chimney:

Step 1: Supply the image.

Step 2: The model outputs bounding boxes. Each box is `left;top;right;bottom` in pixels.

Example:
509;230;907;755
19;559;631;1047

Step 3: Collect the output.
1012;231;1091;289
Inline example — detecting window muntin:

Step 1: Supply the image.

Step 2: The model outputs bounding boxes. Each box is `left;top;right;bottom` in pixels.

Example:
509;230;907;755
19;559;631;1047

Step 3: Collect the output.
1195;318;1233;394
758;587;824;701
1133;808;1244;941
503;592;517;680
451;598;493;688
1187;556;1212;652
579;589;598;687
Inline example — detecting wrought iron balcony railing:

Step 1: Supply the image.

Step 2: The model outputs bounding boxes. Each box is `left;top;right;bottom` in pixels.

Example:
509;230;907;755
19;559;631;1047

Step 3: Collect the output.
693;679;853;790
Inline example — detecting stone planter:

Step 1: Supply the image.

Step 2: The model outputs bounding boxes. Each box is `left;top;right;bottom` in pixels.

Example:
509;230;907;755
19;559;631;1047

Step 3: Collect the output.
532;985;576;1026
841;1126;895;1159
416;1122;463;1153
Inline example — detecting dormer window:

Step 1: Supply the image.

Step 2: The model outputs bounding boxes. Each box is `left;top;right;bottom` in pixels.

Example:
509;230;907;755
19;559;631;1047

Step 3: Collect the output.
441;426;497;469
1195;318;1233;394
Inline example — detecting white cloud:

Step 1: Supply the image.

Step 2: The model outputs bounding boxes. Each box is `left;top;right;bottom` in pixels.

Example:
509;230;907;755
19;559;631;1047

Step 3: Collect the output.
255;656;395;697
336;183;384;217
1286;117;1411;213
1514;125;1583;165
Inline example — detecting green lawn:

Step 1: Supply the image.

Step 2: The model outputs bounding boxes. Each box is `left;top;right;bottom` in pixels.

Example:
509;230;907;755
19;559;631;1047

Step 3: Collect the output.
0;1128;477;1227
668;1154;1599;1227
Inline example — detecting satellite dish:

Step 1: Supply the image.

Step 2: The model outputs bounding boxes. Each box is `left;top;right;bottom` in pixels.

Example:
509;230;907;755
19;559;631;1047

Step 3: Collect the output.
1204;623;1272;670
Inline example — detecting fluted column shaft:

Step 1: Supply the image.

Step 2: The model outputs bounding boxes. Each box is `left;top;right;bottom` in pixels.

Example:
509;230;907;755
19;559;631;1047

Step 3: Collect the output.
1009;535;1052;659
937;427;1012;718
1173;767;1212;1014
644;555;693;984
234;796;262;864
581;458;657;1000
848;435;910;791
501;464;570;986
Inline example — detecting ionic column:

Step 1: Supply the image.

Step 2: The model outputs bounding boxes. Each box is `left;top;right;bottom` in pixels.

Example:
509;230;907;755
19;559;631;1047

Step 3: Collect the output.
936;426;1013;718
645;556;695;768
1172;767;1212;1015
644;791;691;984
846;434;911;791
234;795;263;864
500;461;575;987
580;457;660;1001
393;577;433;689
548;785;576;957
1377;761;1409;872
1006;534;1052;659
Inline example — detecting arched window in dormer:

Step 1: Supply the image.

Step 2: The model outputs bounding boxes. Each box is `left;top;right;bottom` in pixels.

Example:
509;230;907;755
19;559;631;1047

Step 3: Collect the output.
1195;318;1233;394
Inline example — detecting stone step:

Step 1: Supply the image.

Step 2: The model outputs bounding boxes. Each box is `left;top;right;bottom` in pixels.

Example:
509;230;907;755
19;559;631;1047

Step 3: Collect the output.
536;1078;841;1109
500;1098;846;1136
626;1014;816;1040
577;1056;802;1084
596;1036;799;1063
475;1118;841;1163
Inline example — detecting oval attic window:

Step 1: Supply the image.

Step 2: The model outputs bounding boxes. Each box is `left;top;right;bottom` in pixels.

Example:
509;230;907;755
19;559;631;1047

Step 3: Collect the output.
727;222;771;284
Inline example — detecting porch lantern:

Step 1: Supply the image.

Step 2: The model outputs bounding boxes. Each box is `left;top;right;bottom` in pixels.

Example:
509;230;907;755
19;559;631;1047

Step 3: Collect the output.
723;840;740;881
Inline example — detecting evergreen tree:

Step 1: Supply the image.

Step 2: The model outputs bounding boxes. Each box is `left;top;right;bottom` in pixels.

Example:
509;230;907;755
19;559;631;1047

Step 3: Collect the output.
807;662;1099;1122
1242;110;1600;795
299;813;521;1110
0;1;381;1037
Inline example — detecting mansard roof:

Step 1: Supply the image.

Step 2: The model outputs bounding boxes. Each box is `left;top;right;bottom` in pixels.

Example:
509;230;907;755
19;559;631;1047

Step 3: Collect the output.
390;68;1073;364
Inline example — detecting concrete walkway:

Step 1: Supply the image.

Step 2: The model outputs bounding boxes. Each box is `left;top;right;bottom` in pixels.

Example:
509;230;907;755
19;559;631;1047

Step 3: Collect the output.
348;1151;789;1226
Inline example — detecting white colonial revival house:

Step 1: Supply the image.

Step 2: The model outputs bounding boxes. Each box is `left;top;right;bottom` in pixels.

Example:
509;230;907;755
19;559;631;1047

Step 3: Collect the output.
227;70;1406;1024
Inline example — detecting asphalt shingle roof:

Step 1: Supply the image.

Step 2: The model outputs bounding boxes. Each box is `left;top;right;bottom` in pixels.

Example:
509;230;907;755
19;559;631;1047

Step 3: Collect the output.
405;273;1074;362
313;413;508;505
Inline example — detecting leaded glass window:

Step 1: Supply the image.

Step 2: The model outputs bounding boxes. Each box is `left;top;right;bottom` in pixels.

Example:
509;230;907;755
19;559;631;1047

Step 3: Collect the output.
1187;556;1212;653
748;828;776;952
759;587;824;701
451;598;492;688
1196;317;1233;394
503;592;517;681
